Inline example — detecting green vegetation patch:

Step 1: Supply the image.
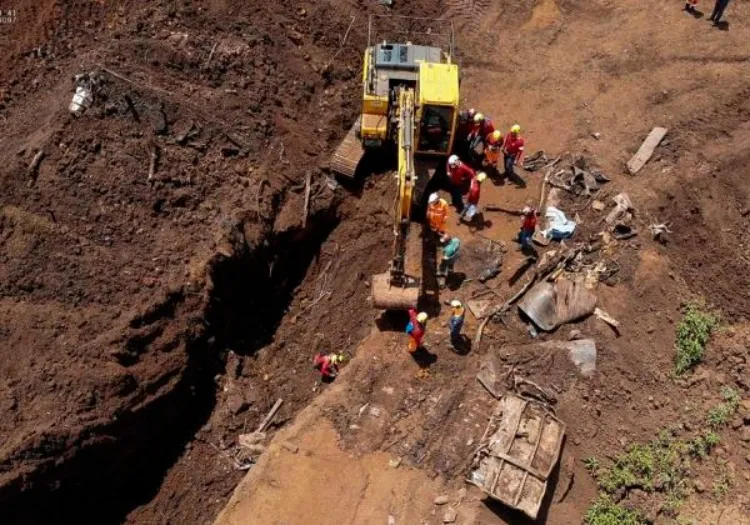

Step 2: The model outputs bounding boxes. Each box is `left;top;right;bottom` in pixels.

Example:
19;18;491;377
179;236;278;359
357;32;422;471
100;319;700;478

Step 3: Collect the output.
584;495;645;525
674;302;719;375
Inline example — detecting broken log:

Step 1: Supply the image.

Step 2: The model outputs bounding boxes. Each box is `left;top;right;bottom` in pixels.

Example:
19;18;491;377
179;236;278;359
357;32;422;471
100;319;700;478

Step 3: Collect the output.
302;171;312;228
255;398;283;433
627;127;668;175
28;150;45;178
484;205;522;216
147;145;159;181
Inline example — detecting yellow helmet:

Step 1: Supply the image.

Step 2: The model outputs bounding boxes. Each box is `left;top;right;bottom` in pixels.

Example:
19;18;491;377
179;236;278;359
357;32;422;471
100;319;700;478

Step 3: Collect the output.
489;130;502;144
474;112;485;123
476;172;487;183
511;124;521;134
450;299;462;308
417;312;428;323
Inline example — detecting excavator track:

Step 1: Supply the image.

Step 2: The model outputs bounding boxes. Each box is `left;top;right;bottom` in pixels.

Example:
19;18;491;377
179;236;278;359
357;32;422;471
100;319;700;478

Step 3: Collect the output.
329;117;364;178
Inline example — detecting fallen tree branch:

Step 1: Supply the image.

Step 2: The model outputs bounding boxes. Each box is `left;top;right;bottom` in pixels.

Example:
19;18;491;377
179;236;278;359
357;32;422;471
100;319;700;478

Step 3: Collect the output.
324;16;356;70
28;150;45;182
256;398;283;433
147;144;159;182
204;42;219;69
302;171;312;228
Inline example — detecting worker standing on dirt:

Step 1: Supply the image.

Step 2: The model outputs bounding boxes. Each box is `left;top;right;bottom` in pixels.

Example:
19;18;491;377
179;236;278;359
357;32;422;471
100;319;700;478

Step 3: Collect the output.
313;352;345;380
437;236;461;285
518;206;538;252
406;309;428;353
467;113;496;165
483;130;503;176
502;124;526;180
448;300;465;344
461;172;487;224
684;0;698;13
447;155;475;213
709;0;731;24
427;193;450;240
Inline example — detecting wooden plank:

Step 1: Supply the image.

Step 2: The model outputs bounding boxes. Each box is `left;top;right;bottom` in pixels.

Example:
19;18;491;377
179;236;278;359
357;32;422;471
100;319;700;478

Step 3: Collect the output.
627;127;668;174
255;398;283;433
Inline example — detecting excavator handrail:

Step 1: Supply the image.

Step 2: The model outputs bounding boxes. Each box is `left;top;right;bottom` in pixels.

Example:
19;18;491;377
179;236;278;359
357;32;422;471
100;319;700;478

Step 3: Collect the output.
367;14;455;59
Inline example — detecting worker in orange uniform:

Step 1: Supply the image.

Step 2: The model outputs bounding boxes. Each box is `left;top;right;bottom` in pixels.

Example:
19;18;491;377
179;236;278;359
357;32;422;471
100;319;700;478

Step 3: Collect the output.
406;309;428;353
426;193;450;240
461;171;487;224
447;155;475;213
483;130;503;176
502;124;526;182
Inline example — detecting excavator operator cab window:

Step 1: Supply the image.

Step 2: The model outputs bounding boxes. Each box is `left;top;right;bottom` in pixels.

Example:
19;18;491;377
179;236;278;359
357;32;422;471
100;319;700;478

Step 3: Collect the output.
419;105;453;154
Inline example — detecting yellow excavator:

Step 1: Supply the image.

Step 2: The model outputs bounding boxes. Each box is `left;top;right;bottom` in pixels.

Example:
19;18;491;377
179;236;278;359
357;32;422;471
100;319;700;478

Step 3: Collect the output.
331;16;460;310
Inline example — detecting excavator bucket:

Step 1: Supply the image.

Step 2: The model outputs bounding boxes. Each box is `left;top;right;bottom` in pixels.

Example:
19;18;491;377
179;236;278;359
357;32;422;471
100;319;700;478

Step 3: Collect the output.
329;117;364;178
371;273;420;310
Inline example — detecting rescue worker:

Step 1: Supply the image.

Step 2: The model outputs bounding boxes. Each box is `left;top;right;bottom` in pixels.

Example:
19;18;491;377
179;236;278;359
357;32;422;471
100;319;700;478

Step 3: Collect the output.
406;309;428;353
426;193;450;240
684;0;698;13
313;352;345;380
438;235;461;285
709;0;731;24
502;124;526;180
461;171;487;224
467;113;496;166
518;206;538;250
447;155;475;213
448;299;465;344
483;130;503;175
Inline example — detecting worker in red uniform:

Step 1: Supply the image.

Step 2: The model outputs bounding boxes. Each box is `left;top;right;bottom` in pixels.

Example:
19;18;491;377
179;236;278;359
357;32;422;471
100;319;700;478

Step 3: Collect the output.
502;124;526;182
406;309;428;353
461;172;487;224
518;206;538;257
467;113;496;165
447;154;475;213
313;352;345;380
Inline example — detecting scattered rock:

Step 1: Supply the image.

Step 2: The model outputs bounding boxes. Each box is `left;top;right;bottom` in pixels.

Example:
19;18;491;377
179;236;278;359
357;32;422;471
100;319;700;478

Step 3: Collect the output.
568;329;582;340
731;418;743;430
443;507;457;523
592;200;605;212
592;132;601;140
288;30;304;45
745;454;750;464
281;441;299;454
741;426;750;442
434;495;450;505
694;480;705;493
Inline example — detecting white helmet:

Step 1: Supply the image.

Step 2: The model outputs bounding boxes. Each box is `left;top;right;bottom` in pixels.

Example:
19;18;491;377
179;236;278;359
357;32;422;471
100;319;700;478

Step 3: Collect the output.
428;192;439;204
448;155;460;168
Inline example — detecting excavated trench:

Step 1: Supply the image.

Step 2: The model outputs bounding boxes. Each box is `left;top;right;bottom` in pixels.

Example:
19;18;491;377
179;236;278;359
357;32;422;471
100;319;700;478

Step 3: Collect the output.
0;207;341;525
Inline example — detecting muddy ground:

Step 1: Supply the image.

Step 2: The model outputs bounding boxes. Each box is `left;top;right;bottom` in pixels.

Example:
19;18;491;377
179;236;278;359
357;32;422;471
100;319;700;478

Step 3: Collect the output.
1;0;750;524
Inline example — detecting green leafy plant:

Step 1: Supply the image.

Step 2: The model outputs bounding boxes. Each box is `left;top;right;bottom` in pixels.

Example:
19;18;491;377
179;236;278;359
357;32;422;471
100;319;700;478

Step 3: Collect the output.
584;495;645;525
584;457;601;473
688;432;720;458
674;302;719;375
707;387;741;429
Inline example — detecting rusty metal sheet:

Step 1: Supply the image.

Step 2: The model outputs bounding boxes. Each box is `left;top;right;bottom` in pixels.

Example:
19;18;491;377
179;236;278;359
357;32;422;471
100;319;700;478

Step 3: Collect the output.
330;117;364;178
517;278;597;331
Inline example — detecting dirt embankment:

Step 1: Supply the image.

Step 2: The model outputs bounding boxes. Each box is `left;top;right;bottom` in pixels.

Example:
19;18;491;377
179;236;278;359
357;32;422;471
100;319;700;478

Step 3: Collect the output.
0;0;406;523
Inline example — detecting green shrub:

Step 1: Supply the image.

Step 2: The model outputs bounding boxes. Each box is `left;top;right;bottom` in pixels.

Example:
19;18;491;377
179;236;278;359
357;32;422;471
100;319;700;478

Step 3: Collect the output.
707;387;741;429
585;495;645;525
674;302;719;375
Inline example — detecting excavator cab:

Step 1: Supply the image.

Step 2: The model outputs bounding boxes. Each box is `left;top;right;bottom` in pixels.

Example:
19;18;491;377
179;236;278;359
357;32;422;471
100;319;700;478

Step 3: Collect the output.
330;17;459;310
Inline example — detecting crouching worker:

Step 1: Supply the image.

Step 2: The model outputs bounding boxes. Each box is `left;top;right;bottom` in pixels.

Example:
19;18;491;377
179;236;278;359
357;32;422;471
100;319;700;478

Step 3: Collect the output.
313;352;345;381
437;236;461;287
406;309;428;353
449;300;465;344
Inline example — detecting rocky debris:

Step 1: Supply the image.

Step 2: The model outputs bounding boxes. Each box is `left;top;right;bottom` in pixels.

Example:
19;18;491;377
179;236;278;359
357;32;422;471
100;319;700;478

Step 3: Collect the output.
442;507;457;523
434;495;450;505
694;479;706;493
